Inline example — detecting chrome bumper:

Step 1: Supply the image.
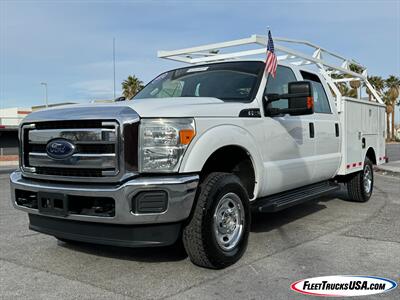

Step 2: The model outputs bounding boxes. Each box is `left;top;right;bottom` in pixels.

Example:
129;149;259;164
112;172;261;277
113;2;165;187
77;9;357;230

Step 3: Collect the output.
10;171;199;225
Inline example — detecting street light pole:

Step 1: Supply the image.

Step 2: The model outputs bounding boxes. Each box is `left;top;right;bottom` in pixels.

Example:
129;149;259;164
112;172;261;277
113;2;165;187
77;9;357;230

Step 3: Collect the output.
113;37;116;100
40;82;48;108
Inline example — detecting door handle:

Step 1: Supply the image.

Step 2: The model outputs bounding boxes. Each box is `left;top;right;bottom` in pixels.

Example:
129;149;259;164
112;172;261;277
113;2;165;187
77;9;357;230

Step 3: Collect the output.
309;122;315;138
335;123;339;137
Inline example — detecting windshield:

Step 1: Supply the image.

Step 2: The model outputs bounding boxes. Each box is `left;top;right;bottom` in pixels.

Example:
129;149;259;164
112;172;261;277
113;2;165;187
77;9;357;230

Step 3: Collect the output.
134;61;264;102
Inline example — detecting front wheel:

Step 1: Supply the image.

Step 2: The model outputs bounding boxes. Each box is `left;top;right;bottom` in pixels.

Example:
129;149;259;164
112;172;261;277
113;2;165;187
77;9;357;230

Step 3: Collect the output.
347;157;374;202
183;172;250;269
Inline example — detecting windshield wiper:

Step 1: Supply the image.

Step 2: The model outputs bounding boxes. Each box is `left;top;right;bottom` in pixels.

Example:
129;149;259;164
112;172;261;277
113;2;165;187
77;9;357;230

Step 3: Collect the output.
218;97;249;101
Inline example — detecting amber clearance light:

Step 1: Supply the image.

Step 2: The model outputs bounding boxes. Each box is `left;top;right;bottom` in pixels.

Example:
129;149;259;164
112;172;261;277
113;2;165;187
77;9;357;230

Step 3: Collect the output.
179;129;196;145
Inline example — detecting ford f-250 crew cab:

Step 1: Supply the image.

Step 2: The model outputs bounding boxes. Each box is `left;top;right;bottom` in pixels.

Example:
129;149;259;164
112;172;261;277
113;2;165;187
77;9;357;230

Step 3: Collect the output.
10;35;386;269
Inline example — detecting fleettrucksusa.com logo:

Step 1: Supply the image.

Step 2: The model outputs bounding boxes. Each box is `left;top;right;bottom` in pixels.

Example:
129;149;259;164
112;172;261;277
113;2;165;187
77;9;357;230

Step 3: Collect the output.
291;275;397;297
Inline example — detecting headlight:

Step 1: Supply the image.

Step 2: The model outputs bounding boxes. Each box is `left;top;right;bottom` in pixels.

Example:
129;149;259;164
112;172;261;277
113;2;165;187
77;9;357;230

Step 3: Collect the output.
139;118;196;172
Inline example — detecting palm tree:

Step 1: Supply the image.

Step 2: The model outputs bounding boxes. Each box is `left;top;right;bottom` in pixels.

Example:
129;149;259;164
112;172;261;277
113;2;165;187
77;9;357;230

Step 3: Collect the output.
349;64;363;94
382;90;393;140
349;63;364;74
331;73;357;98
385;75;400;140
122;75;144;100
365;76;385;101
337;82;358;98
331;64;363;98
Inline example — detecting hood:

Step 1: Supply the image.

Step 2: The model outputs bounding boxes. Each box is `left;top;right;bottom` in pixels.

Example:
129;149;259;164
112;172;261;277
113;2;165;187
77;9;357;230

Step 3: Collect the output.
23;97;251;124
125;97;247;118
22;104;139;124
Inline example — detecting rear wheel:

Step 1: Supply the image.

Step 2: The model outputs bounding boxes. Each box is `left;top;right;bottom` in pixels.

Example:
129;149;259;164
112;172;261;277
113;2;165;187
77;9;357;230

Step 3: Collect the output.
347;157;374;202
183;172;250;269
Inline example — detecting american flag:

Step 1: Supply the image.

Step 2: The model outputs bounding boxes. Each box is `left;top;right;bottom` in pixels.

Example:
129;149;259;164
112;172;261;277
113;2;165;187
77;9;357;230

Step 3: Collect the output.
265;30;277;78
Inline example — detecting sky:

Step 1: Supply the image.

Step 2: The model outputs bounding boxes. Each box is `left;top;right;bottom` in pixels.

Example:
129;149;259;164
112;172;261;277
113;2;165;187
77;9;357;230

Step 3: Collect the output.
0;0;399;120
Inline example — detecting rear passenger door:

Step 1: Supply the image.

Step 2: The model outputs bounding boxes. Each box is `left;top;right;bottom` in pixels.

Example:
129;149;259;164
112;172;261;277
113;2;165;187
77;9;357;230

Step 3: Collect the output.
300;71;341;181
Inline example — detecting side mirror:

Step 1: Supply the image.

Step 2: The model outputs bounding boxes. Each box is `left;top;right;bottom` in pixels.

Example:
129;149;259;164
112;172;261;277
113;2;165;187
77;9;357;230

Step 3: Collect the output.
287;81;314;115
264;81;314;116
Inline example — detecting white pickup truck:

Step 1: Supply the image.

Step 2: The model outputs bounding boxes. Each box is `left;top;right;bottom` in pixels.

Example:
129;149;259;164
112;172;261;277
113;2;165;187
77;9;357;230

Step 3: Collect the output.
10;35;386;269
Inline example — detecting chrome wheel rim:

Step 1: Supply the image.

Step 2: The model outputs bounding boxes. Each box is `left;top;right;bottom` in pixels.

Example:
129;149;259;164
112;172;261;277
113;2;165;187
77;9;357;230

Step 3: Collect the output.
363;165;373;194
213;192;244;251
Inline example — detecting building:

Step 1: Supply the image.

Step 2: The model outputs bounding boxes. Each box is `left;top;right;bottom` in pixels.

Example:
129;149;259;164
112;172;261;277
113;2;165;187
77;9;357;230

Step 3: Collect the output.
32;102;76;111
0;107;31;156
0;103;76;157
0;107;31;128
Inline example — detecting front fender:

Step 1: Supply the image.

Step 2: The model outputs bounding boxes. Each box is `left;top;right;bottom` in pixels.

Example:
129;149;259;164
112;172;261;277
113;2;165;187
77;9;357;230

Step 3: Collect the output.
179;124;263;199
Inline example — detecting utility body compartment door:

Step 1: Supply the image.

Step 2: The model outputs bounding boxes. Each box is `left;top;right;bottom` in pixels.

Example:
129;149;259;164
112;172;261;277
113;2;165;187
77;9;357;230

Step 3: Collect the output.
337;98;386;175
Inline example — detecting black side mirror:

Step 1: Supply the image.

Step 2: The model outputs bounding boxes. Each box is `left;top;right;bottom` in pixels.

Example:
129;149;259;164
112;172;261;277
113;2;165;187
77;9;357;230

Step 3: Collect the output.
287;81;314;115
264;81;314;116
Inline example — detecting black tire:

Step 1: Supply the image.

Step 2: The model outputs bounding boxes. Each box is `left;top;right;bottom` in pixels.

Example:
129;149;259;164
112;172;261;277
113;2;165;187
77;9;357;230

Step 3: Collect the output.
347;157;374;202
182;172;250;269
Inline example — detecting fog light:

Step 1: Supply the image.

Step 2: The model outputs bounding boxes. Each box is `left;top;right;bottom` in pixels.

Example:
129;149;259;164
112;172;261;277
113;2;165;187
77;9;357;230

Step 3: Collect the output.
132;191;168;214
16;190;38;209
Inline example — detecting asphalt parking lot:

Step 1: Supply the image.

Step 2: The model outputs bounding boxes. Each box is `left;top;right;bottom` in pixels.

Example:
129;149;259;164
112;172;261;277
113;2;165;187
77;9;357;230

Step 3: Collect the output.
387;143;400;162
1;172;399;299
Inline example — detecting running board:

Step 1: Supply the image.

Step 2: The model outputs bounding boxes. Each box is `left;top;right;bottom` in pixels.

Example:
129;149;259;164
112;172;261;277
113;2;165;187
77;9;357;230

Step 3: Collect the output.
252;181;340;213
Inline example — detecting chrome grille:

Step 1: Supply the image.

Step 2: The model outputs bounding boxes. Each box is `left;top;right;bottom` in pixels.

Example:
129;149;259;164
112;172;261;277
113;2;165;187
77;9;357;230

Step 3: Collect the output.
29;153;117;169
21;120;120;181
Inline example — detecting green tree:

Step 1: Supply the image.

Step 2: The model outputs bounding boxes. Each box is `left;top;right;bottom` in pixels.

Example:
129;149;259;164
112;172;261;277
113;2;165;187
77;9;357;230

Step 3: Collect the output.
122;75;144;100
382;90;393;140
331;74;357;98
348;63;365;98
331;64;363;98
365;76;385;101
385;75;400;140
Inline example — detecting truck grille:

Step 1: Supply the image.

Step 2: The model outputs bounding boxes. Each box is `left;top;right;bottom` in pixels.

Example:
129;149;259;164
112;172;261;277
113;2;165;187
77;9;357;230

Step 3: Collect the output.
20;120;121;181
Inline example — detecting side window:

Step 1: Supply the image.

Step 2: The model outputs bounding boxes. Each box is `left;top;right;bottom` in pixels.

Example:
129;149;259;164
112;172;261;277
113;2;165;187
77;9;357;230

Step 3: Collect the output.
300;71;331;114
264;66;297;109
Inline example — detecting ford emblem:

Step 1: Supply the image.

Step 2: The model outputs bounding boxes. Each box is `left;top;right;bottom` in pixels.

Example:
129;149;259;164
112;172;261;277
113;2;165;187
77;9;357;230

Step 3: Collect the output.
46;139;76;159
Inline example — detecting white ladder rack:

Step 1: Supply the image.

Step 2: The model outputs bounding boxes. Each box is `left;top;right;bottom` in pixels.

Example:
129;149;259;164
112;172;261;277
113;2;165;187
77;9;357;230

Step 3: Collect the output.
158;34;384;109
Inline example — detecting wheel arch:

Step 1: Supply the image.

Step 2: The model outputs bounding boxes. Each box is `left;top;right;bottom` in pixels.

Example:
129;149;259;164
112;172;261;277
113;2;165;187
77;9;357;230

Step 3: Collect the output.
179;125;263;199
200;145;256;199
365;147;377;165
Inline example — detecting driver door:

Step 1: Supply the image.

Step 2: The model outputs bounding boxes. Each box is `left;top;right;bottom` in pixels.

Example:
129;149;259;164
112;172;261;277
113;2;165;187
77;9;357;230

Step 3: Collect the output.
259;65;316;196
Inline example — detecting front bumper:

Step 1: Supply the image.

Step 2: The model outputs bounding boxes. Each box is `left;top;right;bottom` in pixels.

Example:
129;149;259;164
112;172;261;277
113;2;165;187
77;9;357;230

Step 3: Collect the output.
28;214;182;247
10;171;199;225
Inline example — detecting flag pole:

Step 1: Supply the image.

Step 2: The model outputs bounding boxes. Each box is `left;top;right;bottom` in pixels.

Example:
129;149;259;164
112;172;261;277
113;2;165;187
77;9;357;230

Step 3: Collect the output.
266;26;271;46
